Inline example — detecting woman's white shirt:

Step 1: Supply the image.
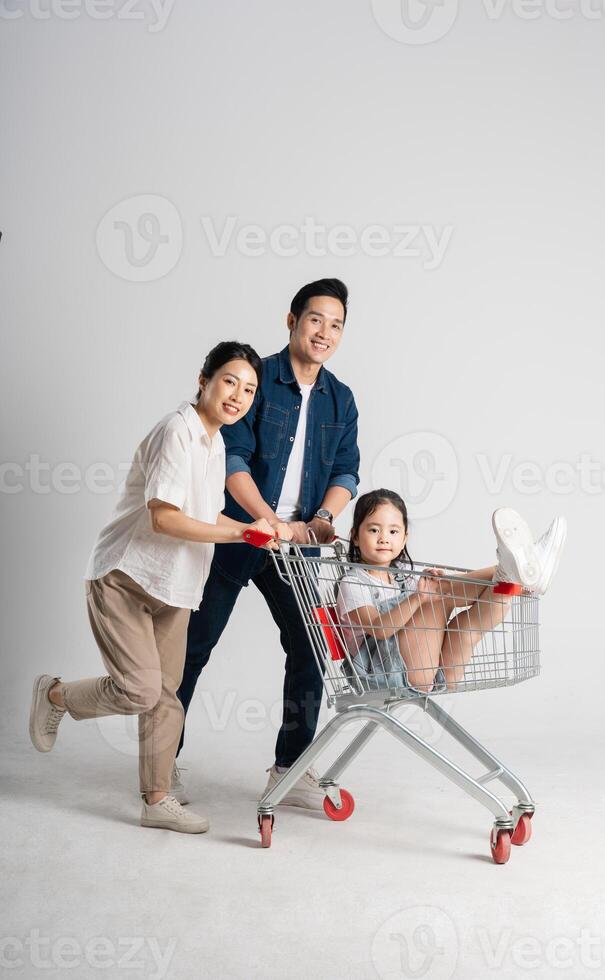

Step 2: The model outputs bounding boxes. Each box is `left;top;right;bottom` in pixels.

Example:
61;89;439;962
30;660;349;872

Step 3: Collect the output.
85;402;226;609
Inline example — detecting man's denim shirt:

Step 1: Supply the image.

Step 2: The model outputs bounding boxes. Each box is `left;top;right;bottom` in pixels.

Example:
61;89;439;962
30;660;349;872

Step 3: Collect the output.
214;345;360;586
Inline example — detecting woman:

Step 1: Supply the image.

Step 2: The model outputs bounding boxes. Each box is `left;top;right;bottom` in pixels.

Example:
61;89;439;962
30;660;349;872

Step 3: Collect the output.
29;341;290;834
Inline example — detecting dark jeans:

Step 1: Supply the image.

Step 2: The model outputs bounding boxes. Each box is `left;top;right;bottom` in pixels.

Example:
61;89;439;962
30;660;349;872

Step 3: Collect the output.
176;552;324;768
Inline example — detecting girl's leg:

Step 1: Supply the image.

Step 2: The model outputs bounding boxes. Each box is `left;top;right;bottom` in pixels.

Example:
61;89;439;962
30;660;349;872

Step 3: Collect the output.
440;581;511;688
396;591;457;692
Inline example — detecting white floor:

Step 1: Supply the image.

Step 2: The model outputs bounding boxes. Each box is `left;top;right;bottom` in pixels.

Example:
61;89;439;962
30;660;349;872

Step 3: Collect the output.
1;696;602;980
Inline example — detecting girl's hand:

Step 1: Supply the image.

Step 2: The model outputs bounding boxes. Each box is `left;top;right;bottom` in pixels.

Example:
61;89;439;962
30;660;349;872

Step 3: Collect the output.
418;574;447;602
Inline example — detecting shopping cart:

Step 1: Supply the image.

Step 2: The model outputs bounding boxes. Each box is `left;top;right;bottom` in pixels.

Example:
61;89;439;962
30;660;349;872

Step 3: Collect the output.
254;537;540;864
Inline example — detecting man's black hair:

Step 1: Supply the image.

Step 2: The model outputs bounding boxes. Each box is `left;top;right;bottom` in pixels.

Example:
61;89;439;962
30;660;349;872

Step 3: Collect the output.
290;278;348;324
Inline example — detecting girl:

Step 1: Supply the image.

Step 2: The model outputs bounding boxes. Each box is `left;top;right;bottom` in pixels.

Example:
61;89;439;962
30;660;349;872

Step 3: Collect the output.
336;489;566;695
29;341;292;834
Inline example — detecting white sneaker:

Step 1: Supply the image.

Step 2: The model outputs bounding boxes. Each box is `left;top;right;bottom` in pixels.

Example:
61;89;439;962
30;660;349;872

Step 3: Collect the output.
261;765;325;810
29;674;66;752
171;762;189;805
492;509;540;590
533;515;567;595
140;794;209;834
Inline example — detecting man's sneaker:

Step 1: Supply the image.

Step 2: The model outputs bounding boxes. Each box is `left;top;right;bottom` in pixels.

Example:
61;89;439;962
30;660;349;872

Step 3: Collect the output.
29;674;66;752
492;508;540;590
171;762;189;805
140;795;209;834
261;765;325;810
533;515;567;595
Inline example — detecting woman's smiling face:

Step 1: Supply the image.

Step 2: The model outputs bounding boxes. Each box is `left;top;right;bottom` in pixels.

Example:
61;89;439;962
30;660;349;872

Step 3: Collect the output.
353;502;408;566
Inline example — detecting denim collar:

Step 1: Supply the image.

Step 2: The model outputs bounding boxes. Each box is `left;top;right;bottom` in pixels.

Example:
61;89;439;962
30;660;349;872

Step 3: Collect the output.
277;345;326;392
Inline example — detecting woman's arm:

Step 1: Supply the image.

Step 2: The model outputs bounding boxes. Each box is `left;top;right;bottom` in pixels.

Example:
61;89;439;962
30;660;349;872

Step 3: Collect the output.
148;500;276;546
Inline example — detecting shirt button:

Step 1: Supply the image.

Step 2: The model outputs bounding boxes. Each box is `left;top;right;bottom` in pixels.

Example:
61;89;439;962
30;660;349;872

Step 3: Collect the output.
281;466;286;472
294;405;300;411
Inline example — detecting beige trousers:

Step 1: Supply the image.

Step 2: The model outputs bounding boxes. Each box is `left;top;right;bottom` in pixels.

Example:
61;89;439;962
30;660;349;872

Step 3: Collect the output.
60;569;190;794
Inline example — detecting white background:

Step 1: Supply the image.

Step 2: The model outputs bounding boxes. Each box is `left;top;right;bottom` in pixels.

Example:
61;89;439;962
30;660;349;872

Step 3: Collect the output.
1;2;604;978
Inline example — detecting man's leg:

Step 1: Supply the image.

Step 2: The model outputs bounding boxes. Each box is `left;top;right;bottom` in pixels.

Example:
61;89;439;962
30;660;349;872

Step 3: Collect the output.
253;556;324;768
176;560;243;755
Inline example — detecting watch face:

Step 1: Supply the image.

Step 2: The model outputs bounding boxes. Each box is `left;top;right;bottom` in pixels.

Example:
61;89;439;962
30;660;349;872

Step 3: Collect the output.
317;509;332;521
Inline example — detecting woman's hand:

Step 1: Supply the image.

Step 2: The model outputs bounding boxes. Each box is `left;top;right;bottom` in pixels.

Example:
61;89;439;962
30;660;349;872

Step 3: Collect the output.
247;518;284;551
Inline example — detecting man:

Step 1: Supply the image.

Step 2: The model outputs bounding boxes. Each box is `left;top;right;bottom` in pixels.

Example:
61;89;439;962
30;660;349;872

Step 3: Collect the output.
176;278;360;808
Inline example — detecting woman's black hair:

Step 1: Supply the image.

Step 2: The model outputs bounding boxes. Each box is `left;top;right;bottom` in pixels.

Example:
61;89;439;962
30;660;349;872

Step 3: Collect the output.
195;340;263;401
348;488;413;569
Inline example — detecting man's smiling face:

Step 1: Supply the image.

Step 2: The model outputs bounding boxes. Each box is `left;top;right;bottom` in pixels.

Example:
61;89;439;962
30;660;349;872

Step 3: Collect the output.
287;294;345;366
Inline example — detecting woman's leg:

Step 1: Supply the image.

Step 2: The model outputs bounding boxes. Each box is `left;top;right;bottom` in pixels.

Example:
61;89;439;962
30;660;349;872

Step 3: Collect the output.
54;572;163;721
140;602;190;804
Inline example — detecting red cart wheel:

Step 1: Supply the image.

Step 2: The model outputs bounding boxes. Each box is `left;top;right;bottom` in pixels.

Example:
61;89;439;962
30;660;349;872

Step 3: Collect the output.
491;828;512;864
511;813;533;846
259;815;273;848
323;789;355;822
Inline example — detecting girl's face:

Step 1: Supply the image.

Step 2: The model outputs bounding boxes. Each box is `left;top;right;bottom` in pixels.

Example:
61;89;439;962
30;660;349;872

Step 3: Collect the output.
352;502;408;566
199;358;258;427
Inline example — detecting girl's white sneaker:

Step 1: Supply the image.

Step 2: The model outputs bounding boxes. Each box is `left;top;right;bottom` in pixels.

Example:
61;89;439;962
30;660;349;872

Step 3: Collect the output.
492;508;540;589
171;763;189;805
532;515;567;595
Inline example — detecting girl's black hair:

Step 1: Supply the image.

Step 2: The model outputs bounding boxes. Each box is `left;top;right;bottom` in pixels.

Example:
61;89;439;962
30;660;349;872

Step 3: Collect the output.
348;488;413;569
196;340;263;401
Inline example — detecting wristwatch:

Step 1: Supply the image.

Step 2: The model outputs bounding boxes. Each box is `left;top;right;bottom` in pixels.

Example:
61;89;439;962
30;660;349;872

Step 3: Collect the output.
314;508;333;523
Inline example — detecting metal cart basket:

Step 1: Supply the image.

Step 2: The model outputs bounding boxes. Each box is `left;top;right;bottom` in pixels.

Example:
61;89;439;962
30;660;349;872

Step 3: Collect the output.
257;540;540;864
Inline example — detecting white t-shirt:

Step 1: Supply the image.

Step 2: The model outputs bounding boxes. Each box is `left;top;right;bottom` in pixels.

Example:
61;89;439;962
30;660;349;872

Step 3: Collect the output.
85;402;226;610
276;382;314;522
336;565;417;652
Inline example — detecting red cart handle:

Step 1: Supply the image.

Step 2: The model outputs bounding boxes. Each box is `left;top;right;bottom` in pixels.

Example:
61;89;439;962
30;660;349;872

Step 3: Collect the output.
242;528;275;548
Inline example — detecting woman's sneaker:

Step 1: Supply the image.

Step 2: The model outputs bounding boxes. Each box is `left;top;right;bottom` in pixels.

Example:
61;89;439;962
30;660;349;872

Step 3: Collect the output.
492;509;541;590
533;515;567;595
140;795;209;834
29;675;66;752
260;765;325;810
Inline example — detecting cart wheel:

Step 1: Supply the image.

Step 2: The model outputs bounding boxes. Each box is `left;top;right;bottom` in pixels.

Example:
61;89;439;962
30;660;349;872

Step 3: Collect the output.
258;815;273;848
511;813;533;846
323;789;355;822
490;828;512;865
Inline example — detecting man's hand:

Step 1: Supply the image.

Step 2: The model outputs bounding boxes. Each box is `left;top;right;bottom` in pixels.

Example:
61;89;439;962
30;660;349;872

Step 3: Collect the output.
306;516;337;545
266;519;294;544
287;521;311;544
